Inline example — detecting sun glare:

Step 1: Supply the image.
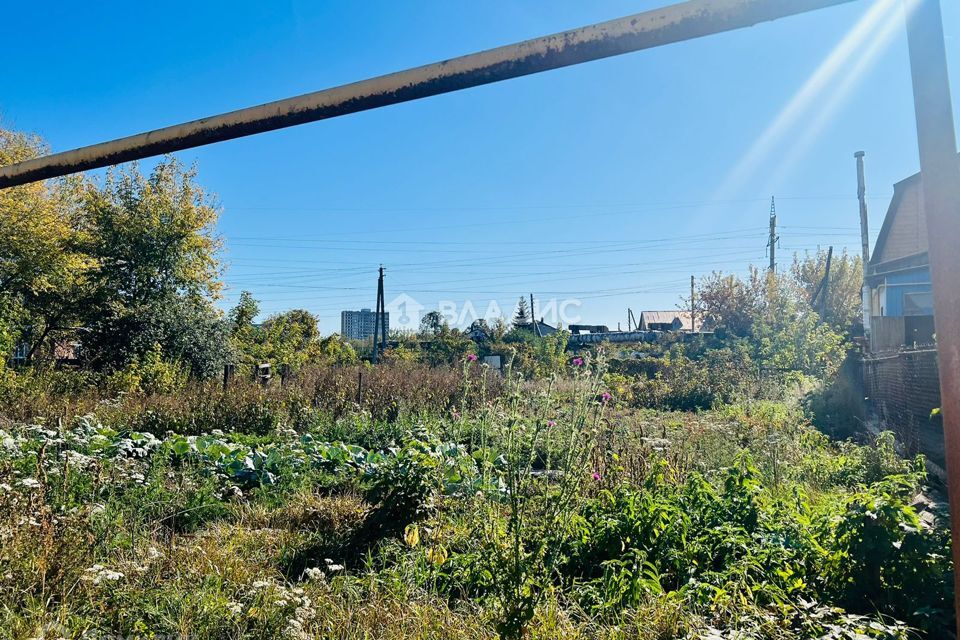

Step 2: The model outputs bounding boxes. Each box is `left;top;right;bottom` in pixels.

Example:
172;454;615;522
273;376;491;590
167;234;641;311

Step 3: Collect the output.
715;0;911;201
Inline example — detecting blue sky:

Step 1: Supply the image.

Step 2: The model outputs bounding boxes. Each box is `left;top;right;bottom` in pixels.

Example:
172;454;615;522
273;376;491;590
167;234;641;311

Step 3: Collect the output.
3;1;958;333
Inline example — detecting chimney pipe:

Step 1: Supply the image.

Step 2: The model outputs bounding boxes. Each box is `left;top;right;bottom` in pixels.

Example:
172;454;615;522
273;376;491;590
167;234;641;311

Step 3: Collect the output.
855;151;872;340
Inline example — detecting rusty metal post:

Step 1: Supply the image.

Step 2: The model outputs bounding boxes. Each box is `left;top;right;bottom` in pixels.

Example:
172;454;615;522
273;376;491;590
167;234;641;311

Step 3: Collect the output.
0;0;861;189
904;0;960;633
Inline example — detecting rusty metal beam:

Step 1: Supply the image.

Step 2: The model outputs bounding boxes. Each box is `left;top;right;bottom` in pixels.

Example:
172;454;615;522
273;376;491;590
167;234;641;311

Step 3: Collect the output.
0;0;860;189
904;0;960;634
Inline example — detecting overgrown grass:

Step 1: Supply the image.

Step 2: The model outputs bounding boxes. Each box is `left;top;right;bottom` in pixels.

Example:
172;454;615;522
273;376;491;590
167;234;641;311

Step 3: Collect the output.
0;362;503;433
0;359;951;639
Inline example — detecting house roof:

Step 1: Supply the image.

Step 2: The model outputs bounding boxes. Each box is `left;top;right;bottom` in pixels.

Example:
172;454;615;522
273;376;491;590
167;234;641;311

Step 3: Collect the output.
871;153;959;272
639;310;697;331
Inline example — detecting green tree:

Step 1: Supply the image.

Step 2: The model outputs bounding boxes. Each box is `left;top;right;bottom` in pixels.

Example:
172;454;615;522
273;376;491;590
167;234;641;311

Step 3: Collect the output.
752;271;846;379
229;291;260;334
315;334;359;366
84;158;221;307
0;128;92;361
227;290;260;362
235;308;324;369
419;311;444;337
792;249;864;334
513;296;530;329
80;157;223;371
84;292;229;378
423;325;474;366
691;268;765;337
489;317;510;341
258;309;320;366
690;266;846;380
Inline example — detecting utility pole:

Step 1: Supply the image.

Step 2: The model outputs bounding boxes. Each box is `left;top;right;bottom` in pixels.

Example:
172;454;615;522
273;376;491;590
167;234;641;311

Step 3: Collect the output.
767;196;779;273
822;246;833;317
855;151;872;339
530;293;542;337
379;266;387;358
690;275;696;332
809;246;833;315
372;266;386;363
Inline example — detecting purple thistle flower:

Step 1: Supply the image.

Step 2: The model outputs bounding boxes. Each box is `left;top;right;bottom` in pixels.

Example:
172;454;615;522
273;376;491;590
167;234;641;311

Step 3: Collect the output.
466;354;478;362
591;472;601;481
546;420;557;428
572;357;584;367
601;392;612;403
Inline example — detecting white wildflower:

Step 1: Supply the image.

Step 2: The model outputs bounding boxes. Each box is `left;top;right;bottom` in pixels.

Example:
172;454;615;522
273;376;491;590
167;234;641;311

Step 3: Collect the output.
303;567;325;582
83;564;124;585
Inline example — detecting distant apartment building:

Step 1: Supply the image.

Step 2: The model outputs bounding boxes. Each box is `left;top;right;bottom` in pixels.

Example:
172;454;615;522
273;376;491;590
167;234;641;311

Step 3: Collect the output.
340;308;388;341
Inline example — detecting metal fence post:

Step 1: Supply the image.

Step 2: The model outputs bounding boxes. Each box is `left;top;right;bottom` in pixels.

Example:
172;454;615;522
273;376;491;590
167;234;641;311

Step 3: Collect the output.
904;0;960;633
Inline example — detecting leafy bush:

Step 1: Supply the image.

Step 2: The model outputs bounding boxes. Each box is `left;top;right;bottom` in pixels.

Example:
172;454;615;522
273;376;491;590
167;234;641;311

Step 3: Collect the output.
617;343;762;411
564;456;949;636
824;473;953;632
105;343;187;395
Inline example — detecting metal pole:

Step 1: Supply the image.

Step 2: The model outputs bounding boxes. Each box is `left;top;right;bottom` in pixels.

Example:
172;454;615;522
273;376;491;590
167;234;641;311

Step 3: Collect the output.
855;151;872;340
691;275;696;332
0;0;860;189
372;268;383;364
531;293;542;337
904;0;960;634
768;197;778;273
822;245;833;317
380;267;388;356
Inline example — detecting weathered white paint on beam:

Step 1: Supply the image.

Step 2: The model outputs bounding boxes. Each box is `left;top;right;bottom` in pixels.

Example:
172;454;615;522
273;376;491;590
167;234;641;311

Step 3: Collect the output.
0;0;859;188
